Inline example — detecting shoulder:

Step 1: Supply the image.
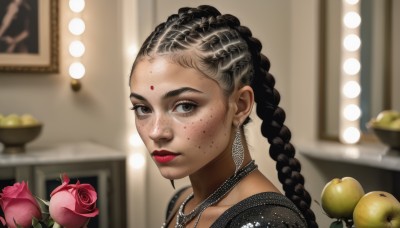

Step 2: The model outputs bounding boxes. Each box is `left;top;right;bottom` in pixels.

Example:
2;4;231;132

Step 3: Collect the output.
212;192;307;228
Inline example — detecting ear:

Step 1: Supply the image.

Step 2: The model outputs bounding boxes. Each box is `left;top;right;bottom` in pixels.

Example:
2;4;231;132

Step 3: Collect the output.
233;85;254;125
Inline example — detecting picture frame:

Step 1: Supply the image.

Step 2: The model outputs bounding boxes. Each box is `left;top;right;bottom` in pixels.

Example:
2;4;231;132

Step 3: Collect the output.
0;0;59;73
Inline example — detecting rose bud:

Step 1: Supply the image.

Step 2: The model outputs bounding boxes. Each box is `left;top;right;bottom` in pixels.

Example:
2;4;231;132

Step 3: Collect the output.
0;181;42;228
49;174;99;228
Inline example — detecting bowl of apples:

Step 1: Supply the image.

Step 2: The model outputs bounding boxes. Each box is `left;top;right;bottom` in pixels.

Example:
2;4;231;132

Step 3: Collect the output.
368;110;400;150
0;113;43;154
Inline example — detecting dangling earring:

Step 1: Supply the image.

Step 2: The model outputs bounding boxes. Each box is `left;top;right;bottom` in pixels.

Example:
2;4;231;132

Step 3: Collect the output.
232;124;244;176
170;179;175;189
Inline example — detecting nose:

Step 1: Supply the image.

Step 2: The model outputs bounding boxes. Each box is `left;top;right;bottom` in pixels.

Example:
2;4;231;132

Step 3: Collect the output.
149;115;173;143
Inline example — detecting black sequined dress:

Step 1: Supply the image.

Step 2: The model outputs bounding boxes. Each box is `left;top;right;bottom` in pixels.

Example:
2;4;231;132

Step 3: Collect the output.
164;187;308;227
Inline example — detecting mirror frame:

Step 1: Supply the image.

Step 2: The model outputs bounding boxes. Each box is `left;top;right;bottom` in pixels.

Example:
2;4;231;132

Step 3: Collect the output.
317;0;393;142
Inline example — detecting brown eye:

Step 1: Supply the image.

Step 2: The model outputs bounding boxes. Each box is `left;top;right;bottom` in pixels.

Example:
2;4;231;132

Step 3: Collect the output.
174;101;197;114
132;105;152;116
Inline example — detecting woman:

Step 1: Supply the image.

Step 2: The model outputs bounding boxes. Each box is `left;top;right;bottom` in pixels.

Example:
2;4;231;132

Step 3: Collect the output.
0;0;32;53
129;5;318;228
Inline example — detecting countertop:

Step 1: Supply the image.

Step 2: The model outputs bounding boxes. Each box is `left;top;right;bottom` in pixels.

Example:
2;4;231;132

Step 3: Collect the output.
296;140;400;171
0;141;126;167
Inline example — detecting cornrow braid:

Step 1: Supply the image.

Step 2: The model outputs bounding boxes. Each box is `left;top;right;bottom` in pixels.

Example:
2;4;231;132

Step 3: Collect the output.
132;5;318;227
132;5;253;94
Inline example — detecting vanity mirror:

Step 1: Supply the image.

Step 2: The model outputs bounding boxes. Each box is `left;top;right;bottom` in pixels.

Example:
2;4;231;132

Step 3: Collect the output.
318;0;397;141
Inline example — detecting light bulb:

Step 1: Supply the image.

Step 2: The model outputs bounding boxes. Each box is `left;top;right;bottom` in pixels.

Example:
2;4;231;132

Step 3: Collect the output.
128;45;138;57
342;81;361;98
343;58;361;75
69;62;86;79
343;12;361;29
343;34;361;51
342;127;361;144
69;18;85;35
129;133;144;147
69;40;85;57
69;0;85;13
343;104;361;121
345;0;359;5
128;153;145;169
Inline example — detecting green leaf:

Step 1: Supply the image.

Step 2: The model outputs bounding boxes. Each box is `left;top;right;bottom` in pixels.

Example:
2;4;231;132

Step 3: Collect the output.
35;196;50;214
35;196;50;206
330;220;344;228
33;222;42;228
47;218;55;227
32;217;39;226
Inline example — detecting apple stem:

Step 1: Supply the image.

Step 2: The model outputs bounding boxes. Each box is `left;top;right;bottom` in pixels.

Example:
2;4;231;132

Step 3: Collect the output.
344;219;354;228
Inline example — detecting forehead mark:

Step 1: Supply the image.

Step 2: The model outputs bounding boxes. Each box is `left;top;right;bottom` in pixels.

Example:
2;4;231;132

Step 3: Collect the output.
150;85;154;90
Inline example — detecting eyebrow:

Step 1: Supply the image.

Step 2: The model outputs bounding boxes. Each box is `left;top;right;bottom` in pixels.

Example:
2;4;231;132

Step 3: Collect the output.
130;87;203;101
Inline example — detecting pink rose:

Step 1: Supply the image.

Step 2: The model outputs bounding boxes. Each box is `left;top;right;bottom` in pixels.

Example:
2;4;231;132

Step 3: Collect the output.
0;181;42;228
49;174;99;228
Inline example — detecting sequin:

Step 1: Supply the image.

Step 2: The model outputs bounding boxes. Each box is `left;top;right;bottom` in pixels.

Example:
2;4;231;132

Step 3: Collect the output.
211;192;307;227
164;191;307;228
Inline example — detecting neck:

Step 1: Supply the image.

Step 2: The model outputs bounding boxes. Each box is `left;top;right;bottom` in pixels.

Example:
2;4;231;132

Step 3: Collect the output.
188;148;252;203
176;159;258;228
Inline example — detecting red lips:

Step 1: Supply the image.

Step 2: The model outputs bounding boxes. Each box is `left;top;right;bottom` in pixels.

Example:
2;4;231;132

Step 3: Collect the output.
152;150;179;163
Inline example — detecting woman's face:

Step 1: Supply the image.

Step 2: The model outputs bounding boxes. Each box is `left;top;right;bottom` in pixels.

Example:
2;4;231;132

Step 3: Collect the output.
130;57;235;180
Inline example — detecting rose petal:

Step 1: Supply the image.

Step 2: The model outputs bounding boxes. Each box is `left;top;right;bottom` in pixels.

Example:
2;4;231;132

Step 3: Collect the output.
50;174;71;197
72;208;99;217
50;190;89;228
3;199;42;228
0;216;6;226
0;182;40;213
50;206;88;228
62;182;98;214
50;190;76;211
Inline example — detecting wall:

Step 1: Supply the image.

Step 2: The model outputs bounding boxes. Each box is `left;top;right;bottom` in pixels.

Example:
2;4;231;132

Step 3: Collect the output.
0;0;127;151
392;0;400;110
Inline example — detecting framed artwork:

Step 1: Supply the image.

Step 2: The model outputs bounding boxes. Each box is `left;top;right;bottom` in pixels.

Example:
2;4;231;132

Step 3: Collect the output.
0;0;59;73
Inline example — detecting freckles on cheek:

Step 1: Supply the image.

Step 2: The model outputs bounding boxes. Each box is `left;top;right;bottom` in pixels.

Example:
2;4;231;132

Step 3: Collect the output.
190;118;224;153
135;123;148;137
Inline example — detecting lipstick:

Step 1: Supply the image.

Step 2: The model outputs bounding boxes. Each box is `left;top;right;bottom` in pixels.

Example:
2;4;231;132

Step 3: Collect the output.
152;150;179;163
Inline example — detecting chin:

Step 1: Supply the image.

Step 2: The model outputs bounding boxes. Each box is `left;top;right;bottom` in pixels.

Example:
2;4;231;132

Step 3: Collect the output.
158;167;187;180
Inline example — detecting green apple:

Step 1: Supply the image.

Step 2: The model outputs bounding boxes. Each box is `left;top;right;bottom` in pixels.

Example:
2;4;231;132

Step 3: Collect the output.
375;110;400;128
389;118;400;130
353;191;400;227
0;114;22;127
321;177;365;219
20;114;39;126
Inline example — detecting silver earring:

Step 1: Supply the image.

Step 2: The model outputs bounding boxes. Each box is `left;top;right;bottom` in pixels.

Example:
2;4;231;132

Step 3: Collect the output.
232;125;244;176
170;179;175;189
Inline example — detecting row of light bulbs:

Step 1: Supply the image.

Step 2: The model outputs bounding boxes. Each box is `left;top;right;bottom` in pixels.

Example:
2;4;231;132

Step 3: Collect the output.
68;0;86;91
340;0;362;144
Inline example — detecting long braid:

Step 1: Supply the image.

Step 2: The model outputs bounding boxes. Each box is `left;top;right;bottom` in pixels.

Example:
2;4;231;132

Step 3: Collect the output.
132;5;318;227
233;20;318;228
237;27;318;228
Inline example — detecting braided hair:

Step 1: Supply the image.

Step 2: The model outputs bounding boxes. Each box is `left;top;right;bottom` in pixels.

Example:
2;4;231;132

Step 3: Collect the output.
130;5;318;228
